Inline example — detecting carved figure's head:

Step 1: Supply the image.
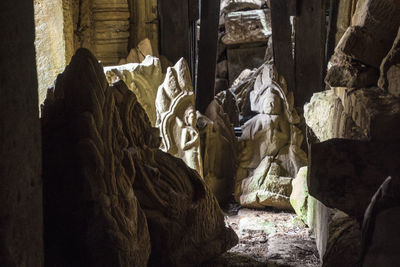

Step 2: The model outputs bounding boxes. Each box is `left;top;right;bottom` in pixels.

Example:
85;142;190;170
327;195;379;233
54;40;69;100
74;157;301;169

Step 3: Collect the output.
184;106;197;126
261;88;282;115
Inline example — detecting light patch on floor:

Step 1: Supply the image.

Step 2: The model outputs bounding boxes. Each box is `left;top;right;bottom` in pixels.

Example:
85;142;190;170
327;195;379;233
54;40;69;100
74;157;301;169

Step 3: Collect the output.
204;207;320;266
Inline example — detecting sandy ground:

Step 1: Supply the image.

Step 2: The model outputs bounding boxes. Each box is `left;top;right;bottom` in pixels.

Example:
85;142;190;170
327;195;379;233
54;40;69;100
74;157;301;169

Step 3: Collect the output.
203;205;320;267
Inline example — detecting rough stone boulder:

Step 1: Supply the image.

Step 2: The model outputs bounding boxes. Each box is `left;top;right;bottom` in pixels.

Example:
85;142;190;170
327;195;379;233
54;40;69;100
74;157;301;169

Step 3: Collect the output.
362;176;400;266
104;55;164;125
337;0;400;68
42;48;151;266
118;38;154;64
379;27;400;97
42;48;238;267
309;139;400;219
325;52;379;89
239;158;293;210
304;90;364;141
290;167;316;227
222;9;271;45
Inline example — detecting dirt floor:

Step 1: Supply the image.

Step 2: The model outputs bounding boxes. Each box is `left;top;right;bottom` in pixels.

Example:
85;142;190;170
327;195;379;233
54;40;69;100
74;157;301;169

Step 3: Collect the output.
203;205;320;267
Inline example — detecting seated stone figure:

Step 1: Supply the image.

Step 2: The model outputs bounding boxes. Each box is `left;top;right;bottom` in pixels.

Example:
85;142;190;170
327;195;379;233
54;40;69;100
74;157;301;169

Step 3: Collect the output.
235;63;307;208
239;86;290;169
155;58;203;177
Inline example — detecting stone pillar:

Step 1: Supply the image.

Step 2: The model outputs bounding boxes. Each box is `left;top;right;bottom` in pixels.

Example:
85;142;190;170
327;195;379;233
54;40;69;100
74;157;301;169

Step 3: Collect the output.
0;1;43;266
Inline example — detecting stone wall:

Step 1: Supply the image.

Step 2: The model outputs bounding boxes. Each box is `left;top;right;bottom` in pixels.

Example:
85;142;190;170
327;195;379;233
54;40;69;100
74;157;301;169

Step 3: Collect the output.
34;0;67;106
0;0;43;266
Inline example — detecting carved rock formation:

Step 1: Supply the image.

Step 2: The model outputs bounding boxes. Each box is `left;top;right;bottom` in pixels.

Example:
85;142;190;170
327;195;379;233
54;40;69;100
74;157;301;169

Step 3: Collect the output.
235;62;307;209
155;58;203;177
104;55;164;125
41;48;151;266
42;48;238;266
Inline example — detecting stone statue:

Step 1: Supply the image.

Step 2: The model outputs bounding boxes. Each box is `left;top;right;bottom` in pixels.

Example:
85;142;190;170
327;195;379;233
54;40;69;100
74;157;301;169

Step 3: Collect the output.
155;58;203;177
235;62;307;208
180;106;202;174
104;55;164;125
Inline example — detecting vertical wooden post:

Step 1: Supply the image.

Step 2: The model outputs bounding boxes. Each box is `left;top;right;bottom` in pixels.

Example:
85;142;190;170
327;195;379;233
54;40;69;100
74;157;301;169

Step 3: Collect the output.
0;0;44;266
270;0;295;93
195;0;221;113
295;0;326;108
158;0;190;63
326;0;339;63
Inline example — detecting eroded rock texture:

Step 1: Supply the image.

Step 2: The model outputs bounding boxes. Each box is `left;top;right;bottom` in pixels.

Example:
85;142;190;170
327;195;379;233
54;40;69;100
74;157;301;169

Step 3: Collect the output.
104;55;164;125
339;0;400;68
222;9;271;45
42;48;237;266
42;48;151;267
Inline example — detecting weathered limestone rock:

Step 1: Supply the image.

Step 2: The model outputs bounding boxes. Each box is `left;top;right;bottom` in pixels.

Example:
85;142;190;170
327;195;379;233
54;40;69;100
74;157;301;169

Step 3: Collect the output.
155;58;203;177
222;9;271;45
197;98;238;205
220;0;264;15
304;87;400;266
34;0;67;106
240;159;293;210
321;209;362;266
104;55;164;125
342;87;400;142
379;27;400;97
290;167;308;223
362;176;400;267
290;167;317;228
41;48;151;266
42;48;237;266
309;139;400;219
235;63;307;208
304;90;365;141
336;0;400;68
118;38;154;64
325;53;379;88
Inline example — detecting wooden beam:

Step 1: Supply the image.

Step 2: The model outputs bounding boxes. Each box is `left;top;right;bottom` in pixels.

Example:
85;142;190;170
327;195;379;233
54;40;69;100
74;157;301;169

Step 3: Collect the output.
326;0;339;63
196;0;221;113
295;0;326;108
158;0;190;63
270;0;295;93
